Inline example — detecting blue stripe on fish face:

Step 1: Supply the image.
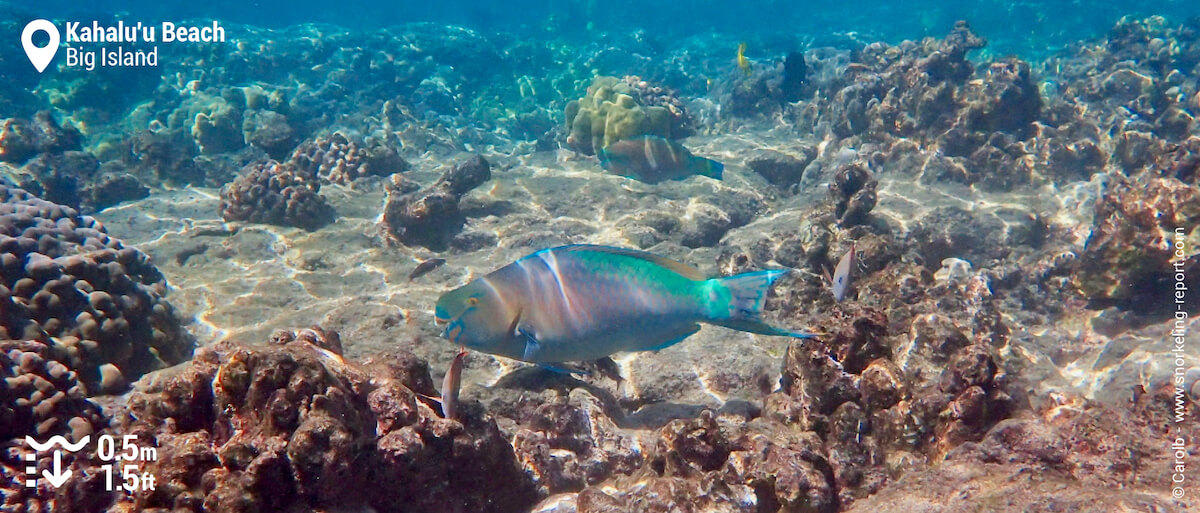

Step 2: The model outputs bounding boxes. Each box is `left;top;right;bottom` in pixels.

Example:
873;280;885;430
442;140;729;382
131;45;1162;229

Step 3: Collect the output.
441;305;475;344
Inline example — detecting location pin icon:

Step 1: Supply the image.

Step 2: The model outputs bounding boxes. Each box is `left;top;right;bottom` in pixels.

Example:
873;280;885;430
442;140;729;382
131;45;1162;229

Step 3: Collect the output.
22;19;59;73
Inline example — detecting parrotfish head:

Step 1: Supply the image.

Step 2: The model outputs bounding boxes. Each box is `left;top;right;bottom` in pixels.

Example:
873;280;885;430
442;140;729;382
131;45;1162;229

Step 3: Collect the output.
434;280;517;352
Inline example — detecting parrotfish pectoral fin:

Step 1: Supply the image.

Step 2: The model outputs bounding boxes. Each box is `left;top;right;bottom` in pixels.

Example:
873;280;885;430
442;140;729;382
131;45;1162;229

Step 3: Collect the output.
711;269;817;338
645;323;701;352
520;327;542;362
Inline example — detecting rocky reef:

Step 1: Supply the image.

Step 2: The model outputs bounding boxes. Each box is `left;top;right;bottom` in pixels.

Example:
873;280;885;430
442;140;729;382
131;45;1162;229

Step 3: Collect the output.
96;328;537;513
1074;172;1200;313
4;328;540;513
0;112;148;212
0;6;1197;513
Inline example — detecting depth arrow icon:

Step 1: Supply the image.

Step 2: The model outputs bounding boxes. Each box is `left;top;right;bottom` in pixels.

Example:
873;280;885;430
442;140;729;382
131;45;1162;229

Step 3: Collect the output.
42;451;71;488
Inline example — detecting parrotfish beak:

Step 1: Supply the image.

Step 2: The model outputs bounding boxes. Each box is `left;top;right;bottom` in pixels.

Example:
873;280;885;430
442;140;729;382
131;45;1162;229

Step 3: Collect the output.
434;304;465;344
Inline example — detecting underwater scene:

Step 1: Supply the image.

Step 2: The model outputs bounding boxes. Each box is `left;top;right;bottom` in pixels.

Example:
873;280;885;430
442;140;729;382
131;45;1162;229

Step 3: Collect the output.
2;0;1200;511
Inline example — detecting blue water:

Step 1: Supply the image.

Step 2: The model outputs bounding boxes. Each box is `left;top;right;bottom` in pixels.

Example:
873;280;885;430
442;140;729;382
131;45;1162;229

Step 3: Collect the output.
19;0;1200;57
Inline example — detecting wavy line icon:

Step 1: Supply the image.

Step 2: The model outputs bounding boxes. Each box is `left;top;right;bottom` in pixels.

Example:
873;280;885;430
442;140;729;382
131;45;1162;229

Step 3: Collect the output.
26;435;90;453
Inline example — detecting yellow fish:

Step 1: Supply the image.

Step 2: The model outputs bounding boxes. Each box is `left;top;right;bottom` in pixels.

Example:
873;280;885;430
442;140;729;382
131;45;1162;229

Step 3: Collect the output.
737;42;751;76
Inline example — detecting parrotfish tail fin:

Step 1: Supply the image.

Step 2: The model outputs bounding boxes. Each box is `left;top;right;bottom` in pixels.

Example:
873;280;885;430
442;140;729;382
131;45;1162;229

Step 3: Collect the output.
695;157;724;180
711;270;816;338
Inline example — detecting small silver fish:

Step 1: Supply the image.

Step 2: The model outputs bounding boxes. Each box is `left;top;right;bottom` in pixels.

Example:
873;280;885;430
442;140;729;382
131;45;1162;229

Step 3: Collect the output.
832;242;856;302
441;348;467;420
409;258;447;281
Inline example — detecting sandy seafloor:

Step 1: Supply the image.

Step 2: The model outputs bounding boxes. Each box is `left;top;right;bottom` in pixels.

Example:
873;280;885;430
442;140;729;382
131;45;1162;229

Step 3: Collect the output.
92;129;1192;426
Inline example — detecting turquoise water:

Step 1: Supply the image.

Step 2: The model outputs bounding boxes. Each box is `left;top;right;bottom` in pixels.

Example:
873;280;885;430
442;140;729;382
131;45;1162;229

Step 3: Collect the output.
22;0;1200;56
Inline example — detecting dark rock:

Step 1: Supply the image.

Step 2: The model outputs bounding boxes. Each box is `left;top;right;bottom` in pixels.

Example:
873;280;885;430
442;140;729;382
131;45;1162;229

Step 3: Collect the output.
129;128;203;185
722;422;838;513
655;410;731;476
829;161;878;227
679;204;733;248
81;167;149;212
859;358;906;410
383;155;493;251
823;306;890;375
0;111;82;164
782;51;808;102
512;390;642;496
18;151;99;208
1074;173;1200;314
384;185;464;250
747;148;816;189
436;154;492;195
963;59;1041;136
910;206;1007;269
575;476;755;513
242;109;296;159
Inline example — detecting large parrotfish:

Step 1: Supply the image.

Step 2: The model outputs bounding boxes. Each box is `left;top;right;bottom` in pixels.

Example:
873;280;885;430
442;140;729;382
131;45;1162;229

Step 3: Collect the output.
434;245;812;365
598;136;724;183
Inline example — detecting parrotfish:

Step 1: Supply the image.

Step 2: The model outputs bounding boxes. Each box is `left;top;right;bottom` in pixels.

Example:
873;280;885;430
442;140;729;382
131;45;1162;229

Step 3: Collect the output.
831;242;856;302
598;136;724;183
434;245;812;365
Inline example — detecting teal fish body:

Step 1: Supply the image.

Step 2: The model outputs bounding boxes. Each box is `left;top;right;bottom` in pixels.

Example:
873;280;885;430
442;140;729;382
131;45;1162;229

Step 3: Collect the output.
434;245;810;364
598;136;723;183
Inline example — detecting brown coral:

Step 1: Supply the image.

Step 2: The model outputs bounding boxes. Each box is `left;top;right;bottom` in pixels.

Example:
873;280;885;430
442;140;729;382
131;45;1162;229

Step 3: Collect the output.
0;184;193;394
218;160;335;231
71;328;541;513
289;132;409;185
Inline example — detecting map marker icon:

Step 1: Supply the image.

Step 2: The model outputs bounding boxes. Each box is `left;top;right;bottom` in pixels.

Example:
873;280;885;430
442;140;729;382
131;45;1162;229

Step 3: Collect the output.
22;19;59;73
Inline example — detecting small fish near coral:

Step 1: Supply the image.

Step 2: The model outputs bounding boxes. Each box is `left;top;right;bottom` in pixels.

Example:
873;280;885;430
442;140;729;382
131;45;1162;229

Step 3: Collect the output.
416;347;468;420
737;41;751;76
440;348;467;420
433;245;813;367
828;242;857;302
598;135;723;183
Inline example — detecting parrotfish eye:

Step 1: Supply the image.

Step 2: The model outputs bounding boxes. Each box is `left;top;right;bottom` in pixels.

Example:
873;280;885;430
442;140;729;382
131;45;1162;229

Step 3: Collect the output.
467;296;480;306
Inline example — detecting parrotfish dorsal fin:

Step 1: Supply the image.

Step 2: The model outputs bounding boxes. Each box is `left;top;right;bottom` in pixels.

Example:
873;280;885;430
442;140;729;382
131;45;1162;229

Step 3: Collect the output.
528;244;707;280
